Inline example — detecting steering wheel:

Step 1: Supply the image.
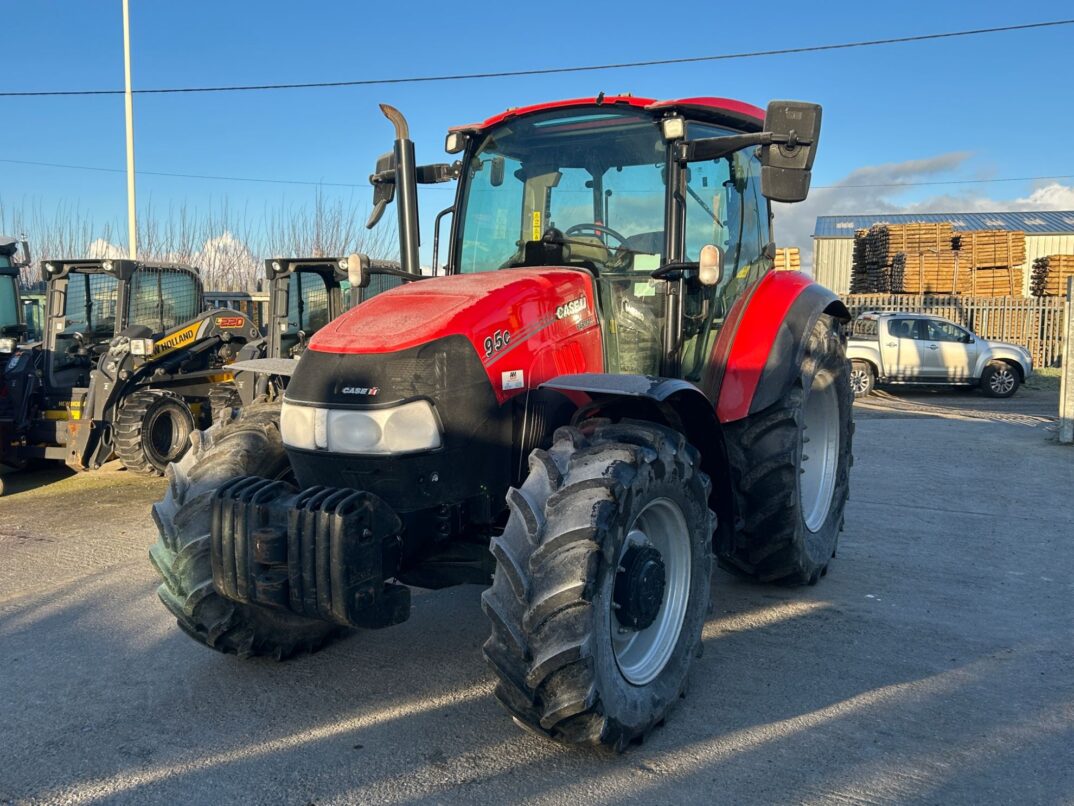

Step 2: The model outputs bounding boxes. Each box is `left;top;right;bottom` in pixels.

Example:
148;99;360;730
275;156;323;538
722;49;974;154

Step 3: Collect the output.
564;223;630;248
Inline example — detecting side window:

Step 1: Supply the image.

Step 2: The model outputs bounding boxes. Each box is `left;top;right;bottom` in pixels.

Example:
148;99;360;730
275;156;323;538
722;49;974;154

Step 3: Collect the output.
0;275;18;327
852;318;878;338
926;321;969;343
129;269;200;332
887;318;919;340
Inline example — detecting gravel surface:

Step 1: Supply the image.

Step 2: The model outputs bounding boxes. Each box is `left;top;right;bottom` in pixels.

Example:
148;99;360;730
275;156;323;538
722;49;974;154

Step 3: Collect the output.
1;390;1071;805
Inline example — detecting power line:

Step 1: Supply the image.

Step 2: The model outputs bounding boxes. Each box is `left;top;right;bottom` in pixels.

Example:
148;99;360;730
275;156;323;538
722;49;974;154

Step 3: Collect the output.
2;157;1071;192
1;19;1071;97
0;157;367;188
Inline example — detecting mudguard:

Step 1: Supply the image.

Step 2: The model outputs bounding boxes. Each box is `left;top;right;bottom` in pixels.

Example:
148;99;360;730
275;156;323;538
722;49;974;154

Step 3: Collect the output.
540;373;733;548
707;271;849;423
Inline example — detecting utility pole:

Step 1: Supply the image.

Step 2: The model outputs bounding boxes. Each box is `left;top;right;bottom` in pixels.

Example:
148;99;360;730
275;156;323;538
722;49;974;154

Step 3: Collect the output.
122;0;137;259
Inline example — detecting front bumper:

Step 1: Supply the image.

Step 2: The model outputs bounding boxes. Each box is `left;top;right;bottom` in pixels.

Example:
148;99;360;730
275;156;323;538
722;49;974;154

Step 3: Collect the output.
210;476;411;628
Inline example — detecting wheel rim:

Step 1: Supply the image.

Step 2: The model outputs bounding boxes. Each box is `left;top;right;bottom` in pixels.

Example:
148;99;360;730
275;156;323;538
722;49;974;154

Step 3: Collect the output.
989;368;1015;395
849;367;870;395
611;497;691;686
800;373;840;533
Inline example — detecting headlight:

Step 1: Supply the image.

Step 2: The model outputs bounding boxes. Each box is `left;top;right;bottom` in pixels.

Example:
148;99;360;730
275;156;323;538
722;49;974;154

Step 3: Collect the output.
281;399;441;455
0;337;16;354
129;338;155;356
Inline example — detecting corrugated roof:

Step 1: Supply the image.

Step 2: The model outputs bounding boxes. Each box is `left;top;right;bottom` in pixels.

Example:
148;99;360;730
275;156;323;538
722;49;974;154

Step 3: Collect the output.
813;211;1074;237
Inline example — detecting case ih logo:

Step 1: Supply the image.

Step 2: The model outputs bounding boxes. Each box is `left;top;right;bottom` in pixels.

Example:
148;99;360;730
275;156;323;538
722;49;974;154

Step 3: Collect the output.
215;316;245;329
555;296;587;319
341;386;379;396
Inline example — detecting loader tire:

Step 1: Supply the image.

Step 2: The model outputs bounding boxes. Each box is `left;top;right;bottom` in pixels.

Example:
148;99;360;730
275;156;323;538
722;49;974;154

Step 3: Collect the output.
114;389;196;475
721;314;853;585
149;402;342;659
207;381;242;425
482;420;715;751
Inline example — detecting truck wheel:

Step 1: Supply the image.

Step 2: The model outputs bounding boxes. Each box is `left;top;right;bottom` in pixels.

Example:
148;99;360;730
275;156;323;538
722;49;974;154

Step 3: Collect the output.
482;420;715;750
149;402;342;659
721;314;853;585
849;360;875;397
114;389;196;475
980;361;1019;398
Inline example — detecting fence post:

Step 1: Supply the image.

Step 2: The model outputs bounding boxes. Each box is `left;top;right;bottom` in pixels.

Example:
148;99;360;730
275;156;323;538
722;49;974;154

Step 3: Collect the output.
1060;277;1074;444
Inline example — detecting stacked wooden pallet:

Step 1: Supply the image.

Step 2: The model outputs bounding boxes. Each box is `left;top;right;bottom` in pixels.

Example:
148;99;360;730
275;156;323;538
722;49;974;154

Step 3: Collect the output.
957;230;1027;269
1030;254;1074;296
774;247;801;271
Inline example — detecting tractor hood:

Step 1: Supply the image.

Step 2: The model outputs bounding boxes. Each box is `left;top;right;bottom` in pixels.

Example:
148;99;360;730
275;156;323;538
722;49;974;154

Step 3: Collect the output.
301;267;603;403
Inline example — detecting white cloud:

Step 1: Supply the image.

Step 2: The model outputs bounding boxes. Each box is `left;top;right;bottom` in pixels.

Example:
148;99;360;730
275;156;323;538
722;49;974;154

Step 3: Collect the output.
86;238;125;259
772;153;1074;272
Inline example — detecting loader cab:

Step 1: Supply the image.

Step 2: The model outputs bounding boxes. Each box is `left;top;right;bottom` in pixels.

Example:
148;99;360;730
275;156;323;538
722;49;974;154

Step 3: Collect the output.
265;258;407;359
42;260;203;392
442;98;807;384
0;239;27;350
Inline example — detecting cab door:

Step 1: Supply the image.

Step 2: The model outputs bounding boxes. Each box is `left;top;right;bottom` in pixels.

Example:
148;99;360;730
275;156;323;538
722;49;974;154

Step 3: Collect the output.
924;319;977;382
881;317;925;379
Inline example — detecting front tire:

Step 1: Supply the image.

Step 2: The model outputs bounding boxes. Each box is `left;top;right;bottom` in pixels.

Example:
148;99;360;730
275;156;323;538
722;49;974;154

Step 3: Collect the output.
113;389;196;475
980;361;1019;398
482;420;715;750
721;314;853;584
849;360;875;397
149;402;342;659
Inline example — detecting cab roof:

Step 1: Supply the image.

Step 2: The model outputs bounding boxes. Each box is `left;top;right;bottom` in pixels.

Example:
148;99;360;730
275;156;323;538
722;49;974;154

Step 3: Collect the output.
452;95;765;135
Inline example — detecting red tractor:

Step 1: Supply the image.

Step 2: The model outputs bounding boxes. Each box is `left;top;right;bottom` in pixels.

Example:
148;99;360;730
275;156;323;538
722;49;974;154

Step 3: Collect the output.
151;95;852;750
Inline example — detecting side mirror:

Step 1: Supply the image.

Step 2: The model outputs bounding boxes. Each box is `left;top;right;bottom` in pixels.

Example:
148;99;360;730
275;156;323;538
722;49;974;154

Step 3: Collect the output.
490;156;505;188
366;152;396;229
698;245;723;286
760;101;822;203
345;253;371;289
18;239;31;268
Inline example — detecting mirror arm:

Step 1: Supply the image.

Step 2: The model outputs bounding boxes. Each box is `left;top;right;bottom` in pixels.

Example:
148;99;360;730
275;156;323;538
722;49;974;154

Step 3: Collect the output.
651;261;698;280
677;131;813;163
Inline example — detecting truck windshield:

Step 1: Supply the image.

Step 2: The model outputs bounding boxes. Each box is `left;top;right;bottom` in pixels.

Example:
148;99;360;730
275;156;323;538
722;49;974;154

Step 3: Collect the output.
455;109;669;274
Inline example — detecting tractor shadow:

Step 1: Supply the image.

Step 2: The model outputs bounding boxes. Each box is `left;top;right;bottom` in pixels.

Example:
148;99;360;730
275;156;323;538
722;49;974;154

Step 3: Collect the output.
3;558;1068;805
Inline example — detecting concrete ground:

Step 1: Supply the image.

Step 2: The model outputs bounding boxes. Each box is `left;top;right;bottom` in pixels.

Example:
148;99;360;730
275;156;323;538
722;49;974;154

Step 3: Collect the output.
1;387;1071;805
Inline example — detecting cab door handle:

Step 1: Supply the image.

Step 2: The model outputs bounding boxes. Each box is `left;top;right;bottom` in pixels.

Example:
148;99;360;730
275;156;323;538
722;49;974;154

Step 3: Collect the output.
886;341;897;347
927;344;939;350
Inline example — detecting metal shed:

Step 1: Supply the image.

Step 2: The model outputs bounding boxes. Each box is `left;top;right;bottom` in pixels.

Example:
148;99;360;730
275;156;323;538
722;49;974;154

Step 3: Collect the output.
813;211;1074;295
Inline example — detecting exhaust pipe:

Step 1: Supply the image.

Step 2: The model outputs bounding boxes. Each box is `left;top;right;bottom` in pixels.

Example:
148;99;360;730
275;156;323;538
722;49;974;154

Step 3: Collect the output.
380;104;421;276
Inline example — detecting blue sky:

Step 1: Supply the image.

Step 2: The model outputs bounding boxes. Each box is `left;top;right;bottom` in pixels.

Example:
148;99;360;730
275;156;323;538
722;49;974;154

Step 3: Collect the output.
1;1;1072;264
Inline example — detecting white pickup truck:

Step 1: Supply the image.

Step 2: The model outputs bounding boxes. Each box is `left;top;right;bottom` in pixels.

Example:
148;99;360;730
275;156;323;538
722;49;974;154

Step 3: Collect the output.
846;312;1033;398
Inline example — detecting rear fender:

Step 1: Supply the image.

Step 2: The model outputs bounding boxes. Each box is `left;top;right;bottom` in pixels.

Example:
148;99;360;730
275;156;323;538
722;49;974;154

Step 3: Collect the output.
540;374;735;553
713;272;849;422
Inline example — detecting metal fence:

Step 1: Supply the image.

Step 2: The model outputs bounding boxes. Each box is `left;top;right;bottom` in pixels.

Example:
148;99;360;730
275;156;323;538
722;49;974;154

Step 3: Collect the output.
844;294;1067;367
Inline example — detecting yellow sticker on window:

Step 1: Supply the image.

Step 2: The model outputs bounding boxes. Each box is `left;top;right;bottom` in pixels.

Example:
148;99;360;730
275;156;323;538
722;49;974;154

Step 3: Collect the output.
532;211;542;242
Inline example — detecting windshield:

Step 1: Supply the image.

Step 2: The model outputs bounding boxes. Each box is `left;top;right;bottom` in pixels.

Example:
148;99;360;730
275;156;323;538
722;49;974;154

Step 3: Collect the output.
0;275;18;329
64;271;119;336
456;109;670;274
285;271;331;335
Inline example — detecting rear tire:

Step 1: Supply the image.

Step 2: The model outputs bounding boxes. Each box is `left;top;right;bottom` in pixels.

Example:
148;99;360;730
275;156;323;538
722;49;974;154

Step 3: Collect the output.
482;420;714;750
207;381;242;425
980;361;1019;398
721;314;853;585
114;389;196;475
149;402;342;659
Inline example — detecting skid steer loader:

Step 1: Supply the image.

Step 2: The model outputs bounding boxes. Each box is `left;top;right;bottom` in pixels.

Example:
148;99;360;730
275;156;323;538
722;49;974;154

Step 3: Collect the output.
0;258;258;491
152;95;853;750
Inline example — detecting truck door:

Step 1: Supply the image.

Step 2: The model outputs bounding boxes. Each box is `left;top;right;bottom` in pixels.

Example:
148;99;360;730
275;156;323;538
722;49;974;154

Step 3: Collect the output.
882;317;924;379
924;319;977;381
